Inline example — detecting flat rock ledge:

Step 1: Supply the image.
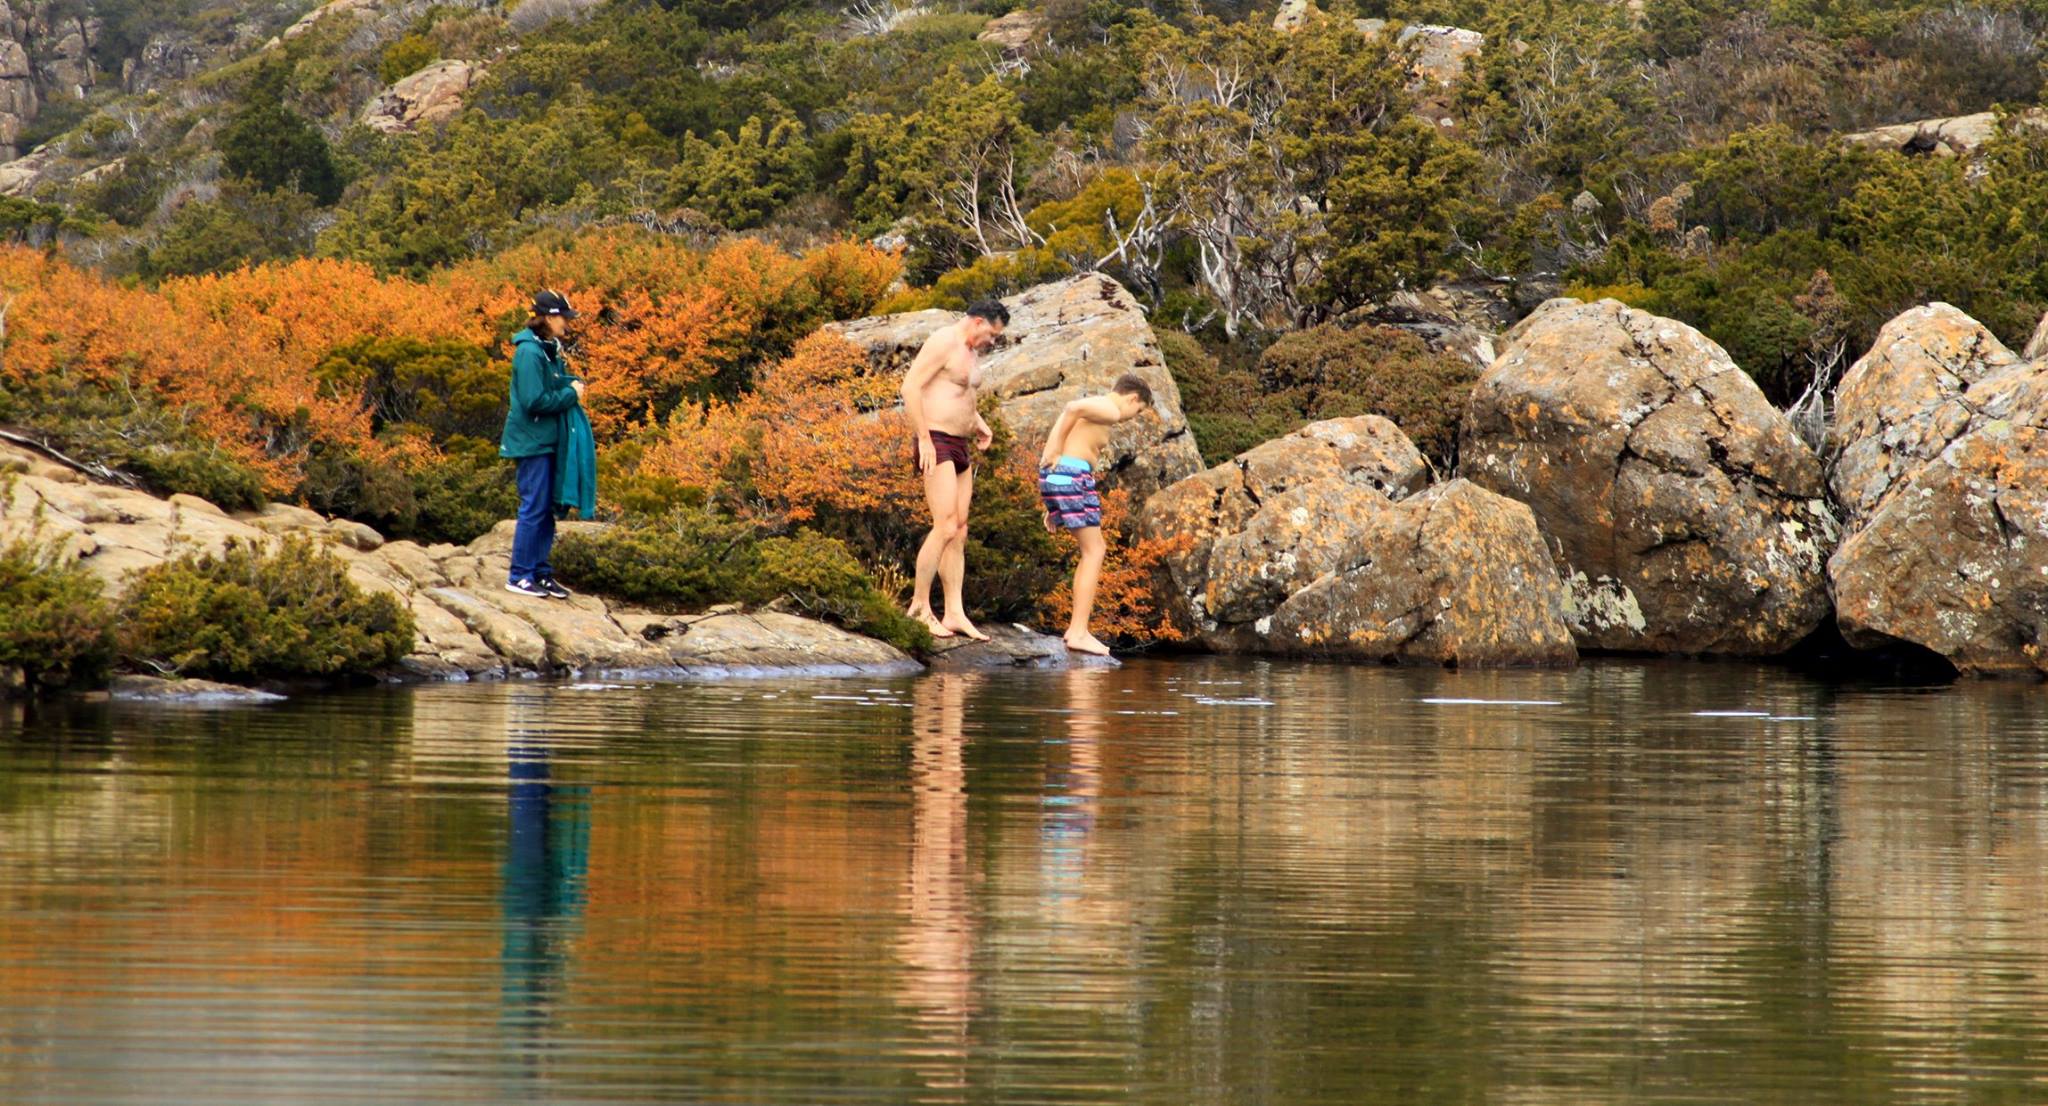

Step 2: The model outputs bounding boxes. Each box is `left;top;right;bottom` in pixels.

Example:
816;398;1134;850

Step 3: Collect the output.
927;624;1123;671
0;447;920;683
108;676;285;704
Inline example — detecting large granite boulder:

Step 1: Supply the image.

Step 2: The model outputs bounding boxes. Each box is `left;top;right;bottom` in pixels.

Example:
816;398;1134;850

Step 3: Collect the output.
361;59;484;134
829;273;1203;503
1844;109;2048;159
1827;304;2048;676
0;442;920;682
1460;298;1838;655
1141;416;1576;667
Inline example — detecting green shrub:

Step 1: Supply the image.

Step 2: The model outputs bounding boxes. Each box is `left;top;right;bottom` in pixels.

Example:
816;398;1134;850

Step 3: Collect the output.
0;523;114;695
747;530;932;654
116;535;415;681
1161;329;1296;467
314;335;503;441
380;34;439;85
0;375;268;510
296;442;419;537
409;436;518;545
552;504;759;609
1256;324;1479;470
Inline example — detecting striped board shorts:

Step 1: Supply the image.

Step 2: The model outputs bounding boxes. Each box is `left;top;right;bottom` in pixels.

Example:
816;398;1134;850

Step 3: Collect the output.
1038;457;1101;530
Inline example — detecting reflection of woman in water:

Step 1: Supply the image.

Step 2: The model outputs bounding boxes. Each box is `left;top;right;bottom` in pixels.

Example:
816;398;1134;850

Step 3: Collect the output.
898;674;978;1097
501;699;589;1048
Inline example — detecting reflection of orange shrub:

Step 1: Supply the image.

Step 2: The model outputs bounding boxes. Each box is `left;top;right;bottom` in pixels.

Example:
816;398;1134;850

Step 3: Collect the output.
1039;488;1188;646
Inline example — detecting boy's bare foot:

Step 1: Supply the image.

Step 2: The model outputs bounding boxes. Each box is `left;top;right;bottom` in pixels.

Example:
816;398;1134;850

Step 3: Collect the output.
1063;630;1111;656
942;615;990;642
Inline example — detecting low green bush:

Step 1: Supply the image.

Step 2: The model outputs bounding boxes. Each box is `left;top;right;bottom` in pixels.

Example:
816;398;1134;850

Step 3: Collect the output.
0;376;268;510
409;436;518;545
0;523;114;695
116;535;415;681
748;530;932;654
552;504;760;610
1257;324;1478;470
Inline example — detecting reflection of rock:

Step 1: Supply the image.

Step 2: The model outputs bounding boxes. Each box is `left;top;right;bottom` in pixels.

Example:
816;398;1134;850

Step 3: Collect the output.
361;59;485;134
830;274;1204;503
927;624;1119;670
1143;416;1576;666
1827;303;2048;676
1460;298;1838;655
0;441;921;682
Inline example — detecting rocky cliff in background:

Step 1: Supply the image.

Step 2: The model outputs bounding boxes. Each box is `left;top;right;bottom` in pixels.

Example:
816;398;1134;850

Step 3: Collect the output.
831;274;1205;504
1828;304;2048;677
1141;416;1577;668
0;0;99;160
1461;298;1839;656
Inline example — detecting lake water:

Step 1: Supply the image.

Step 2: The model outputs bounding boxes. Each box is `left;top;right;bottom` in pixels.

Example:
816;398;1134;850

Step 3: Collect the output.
3;658;2047;1104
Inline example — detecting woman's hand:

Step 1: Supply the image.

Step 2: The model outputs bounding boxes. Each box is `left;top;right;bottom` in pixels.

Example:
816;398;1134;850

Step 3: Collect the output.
570;380;587;402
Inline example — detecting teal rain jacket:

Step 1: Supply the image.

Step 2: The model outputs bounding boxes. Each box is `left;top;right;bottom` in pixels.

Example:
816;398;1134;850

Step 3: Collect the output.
500;329;581;460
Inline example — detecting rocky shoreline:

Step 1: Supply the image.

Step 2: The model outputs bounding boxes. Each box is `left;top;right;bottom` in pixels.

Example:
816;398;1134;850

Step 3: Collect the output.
0;439;1126;700
12;280;2048;698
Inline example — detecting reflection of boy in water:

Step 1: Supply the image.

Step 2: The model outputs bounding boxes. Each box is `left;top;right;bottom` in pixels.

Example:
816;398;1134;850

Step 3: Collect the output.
1041;672;1103;905
898;674;978;1092
1038;374;1157;656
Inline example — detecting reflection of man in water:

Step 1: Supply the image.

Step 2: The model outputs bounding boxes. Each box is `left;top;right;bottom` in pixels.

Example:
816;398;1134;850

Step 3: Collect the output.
898;674;979;1096
501;724;589;1043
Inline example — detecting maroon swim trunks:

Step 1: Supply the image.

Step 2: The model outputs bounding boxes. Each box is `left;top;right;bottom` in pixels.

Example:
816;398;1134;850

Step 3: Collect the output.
914;429;975;475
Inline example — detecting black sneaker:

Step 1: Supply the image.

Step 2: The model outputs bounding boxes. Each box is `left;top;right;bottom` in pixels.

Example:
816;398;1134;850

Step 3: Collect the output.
537;576;573;600
504;578;550;599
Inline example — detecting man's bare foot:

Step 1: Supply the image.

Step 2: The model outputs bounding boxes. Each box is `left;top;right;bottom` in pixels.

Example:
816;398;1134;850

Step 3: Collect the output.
941;616;990;642
908;604;954;638
1063;630;1111;656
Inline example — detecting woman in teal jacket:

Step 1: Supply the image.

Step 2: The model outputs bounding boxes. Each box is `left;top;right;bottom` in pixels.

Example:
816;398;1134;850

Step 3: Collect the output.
500;290;585;600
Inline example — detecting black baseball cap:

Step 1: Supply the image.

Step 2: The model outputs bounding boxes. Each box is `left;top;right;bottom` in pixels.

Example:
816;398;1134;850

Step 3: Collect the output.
532;289;579;319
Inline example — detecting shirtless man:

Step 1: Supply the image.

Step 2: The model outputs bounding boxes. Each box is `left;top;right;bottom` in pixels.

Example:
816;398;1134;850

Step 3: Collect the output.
1037;373;1156;656
902;299;1010;641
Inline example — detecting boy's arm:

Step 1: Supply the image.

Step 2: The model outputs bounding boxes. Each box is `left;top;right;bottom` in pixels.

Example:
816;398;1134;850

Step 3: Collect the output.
1039;404;1076;469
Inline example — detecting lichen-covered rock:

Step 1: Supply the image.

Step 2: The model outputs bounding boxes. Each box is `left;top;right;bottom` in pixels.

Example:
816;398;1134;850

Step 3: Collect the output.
1142;416;1574;667
361;59;484;134
1828;303;2048;676
1260;480;1579;667
829;274;1203;503
1829;303;2020;529
1460;298;1838;655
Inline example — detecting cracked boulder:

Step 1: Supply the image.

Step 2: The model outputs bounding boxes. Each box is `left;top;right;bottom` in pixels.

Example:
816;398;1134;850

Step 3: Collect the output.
830;274;1203;503
1827;304;2048;676
1140;416;1576;667
1460;298;1838;655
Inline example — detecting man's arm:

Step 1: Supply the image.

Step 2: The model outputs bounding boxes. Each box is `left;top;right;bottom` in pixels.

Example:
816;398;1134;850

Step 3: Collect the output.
900;331;952;471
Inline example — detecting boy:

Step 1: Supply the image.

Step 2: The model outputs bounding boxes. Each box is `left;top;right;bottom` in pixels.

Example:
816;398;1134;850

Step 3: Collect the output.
1038;373;1156;656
